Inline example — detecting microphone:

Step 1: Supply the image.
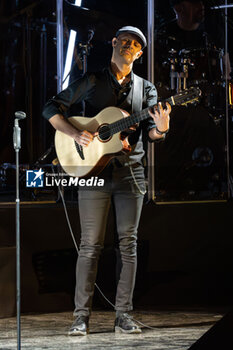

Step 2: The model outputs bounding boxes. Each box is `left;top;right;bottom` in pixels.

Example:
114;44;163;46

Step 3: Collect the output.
15;111;26;120
13;111;26;150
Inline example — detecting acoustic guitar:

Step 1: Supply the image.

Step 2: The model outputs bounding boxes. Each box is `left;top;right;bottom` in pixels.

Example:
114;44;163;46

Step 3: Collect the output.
55;87;201;177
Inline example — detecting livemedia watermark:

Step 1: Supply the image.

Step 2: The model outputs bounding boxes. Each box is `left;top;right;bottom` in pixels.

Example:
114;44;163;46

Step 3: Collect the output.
26;169;104;188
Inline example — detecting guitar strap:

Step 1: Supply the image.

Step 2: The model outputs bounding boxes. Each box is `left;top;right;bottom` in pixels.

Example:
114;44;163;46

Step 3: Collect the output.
118;73;143;113
114;72;144;168
128;73;146;194
131;73;143;113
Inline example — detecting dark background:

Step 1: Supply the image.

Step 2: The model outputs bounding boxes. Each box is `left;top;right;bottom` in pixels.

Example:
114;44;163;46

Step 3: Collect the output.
0;0;233;317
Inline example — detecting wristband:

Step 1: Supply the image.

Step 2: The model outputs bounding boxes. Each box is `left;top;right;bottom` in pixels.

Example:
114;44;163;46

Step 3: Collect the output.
155;126;169;135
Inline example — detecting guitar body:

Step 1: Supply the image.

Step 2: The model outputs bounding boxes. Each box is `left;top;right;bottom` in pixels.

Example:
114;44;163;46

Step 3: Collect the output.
55;107;131;177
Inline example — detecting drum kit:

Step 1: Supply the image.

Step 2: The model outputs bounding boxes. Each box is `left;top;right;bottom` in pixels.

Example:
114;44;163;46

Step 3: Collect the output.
155;36;230;119
154;28;232;200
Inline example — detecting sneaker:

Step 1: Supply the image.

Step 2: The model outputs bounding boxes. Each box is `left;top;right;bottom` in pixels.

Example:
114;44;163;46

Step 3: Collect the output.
115;313;142;334
68;315;89;336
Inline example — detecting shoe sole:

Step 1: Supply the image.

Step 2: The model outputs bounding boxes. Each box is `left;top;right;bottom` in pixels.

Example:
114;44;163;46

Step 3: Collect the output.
115;326;142;334
68;328;89;336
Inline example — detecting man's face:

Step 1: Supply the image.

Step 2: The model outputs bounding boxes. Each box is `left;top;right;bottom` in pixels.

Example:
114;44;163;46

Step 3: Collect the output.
183;1;205;23
113;33;143;65
175;1;205;25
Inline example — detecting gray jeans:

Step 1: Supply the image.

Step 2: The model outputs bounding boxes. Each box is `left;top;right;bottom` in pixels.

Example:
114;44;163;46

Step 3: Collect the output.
74;162;145;317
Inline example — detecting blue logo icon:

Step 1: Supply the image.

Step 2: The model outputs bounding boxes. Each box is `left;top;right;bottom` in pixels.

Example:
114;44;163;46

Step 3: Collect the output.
26;169;44;187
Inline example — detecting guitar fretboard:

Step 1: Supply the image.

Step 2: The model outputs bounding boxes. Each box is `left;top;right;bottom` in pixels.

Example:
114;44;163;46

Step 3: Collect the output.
109;97;172;135
107;86;200;136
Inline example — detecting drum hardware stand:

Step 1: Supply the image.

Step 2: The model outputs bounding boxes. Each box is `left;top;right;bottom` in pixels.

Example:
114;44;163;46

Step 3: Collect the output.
169;49;177;91
13;111;26;350
211;4;233;9
177;62;188;91
229;174;233;197
169;49;192;93
221;0;232;198
219;49;224;79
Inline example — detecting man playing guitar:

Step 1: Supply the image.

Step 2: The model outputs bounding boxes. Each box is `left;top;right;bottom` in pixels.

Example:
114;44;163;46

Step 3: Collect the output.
43;26;171;335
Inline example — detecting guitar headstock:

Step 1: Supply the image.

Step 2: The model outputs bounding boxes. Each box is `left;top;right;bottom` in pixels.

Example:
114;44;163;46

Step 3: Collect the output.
172;87;201;107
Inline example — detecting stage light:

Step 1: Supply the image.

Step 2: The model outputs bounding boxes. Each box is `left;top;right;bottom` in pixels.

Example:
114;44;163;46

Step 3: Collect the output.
62;0;82;89
211;4;233;9
73;0;82;6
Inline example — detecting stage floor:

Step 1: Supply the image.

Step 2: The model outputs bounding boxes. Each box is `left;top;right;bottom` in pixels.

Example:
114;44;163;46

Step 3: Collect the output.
0;309;224;350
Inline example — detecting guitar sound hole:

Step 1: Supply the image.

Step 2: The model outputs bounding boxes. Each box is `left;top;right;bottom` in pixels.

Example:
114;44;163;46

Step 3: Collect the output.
98;125;111;141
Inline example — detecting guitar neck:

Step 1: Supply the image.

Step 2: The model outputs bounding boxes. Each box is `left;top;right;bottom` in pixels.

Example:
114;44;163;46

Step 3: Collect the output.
107;86;200;135
110;97;172;135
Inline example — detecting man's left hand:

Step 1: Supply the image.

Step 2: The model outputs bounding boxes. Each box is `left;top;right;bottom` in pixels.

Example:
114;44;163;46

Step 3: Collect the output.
149;102;171;134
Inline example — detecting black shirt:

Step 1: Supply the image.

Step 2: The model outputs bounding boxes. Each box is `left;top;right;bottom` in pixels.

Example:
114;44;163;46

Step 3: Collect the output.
42;67;158;166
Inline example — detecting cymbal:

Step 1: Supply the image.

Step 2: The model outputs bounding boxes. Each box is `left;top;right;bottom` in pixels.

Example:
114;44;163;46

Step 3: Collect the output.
64;0;127;42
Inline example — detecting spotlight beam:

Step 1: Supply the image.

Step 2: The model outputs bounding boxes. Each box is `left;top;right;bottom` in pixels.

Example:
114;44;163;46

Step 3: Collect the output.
62;0;82;89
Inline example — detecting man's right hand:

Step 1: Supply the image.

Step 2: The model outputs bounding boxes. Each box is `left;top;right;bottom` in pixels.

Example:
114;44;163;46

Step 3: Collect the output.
49;114;98;147
74;130;98;147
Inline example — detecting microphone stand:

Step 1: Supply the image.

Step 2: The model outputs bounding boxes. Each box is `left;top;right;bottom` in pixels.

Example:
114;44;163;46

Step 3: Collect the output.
74;30;94;162
78;29;94;115
223;0;232;198
13;111;26;350
211;4;233;9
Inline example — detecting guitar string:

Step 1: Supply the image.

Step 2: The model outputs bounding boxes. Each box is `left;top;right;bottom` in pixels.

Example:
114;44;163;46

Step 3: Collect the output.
99;108;150;139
